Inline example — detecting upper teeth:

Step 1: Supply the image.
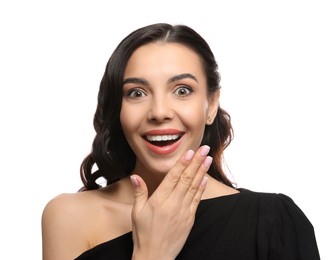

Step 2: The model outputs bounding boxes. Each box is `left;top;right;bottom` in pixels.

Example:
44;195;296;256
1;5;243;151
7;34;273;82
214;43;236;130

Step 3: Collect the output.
147;134;180;142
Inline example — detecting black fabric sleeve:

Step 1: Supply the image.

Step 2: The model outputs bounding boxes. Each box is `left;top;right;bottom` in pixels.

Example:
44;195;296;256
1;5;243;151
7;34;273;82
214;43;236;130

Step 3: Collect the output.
263;193;320;260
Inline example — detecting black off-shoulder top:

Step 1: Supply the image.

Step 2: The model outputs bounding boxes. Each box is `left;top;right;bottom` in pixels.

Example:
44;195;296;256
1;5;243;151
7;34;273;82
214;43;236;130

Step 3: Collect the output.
75;188;320;260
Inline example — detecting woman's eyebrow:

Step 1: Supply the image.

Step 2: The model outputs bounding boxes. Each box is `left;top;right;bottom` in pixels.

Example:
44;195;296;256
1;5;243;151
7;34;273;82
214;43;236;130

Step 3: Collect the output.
123;73;198;86
167;73;198;84
123;77;149;86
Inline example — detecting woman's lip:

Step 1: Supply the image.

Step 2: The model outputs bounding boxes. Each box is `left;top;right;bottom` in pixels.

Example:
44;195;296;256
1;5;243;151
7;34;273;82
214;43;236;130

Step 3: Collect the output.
143;134;184;155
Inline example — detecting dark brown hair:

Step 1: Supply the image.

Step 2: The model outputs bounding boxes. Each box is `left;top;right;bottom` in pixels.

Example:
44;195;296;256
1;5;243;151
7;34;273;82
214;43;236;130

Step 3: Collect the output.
80;23;234;190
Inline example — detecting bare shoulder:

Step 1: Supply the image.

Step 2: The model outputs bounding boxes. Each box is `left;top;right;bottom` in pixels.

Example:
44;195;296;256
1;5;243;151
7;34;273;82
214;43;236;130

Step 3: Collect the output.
42;179;134;259
42;191;95;259
44;192;79;213
42;192;92;231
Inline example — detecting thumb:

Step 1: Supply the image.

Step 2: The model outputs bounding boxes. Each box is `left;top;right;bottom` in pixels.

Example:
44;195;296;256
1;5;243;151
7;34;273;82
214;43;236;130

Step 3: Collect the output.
130;174;148;215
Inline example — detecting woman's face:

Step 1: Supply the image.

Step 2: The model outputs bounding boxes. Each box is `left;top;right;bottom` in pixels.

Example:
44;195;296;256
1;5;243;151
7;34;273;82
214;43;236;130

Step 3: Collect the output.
120;42;219;176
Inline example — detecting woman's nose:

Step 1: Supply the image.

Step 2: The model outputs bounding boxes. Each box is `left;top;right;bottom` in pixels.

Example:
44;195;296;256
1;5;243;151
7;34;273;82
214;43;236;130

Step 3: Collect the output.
147;96;174;122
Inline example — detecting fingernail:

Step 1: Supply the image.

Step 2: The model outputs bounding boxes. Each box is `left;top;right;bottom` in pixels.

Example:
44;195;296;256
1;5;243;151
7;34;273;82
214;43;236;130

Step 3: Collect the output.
200;176;208;187
184;150;195;161
130;175;139;187
203;156;213;168
200;145;210;157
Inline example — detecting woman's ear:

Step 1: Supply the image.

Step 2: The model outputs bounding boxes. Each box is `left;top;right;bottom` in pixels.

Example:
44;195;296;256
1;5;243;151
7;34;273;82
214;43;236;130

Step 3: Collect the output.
206;90;220;125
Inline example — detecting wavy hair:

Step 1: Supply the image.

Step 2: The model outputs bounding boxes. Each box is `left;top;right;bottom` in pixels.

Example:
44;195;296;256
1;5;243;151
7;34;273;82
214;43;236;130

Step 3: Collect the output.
80;23;234;190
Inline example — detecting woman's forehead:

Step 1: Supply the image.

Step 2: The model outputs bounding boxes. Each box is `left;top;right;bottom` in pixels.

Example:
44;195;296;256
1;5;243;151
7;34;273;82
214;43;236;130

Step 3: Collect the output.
124;42;205;79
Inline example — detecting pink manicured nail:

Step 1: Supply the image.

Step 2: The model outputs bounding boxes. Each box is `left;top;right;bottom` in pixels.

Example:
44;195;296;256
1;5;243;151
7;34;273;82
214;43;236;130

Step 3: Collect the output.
200;176;208;187
184;150;195;161
130;175;139;187
203;156;213;168
200;145;210;157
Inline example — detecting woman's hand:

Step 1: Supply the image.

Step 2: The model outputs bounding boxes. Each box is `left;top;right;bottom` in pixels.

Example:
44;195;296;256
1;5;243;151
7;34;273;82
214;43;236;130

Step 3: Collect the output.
130;145;212;260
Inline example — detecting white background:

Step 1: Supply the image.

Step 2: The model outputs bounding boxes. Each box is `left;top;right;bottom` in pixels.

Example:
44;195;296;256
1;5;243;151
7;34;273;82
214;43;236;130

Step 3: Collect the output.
0;0;334;259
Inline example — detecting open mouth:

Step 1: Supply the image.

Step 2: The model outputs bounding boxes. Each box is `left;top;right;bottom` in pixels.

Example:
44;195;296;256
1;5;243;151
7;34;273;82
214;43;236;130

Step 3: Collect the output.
144;133;184;147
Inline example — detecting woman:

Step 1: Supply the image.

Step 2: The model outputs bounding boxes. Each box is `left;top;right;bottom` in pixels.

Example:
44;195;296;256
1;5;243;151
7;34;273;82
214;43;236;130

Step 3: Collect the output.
42;23;320;259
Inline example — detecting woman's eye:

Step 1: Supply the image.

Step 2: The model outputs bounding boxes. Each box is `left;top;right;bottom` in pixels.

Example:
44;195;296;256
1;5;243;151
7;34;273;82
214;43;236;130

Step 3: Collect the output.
127;89;146;99
174;86;192;97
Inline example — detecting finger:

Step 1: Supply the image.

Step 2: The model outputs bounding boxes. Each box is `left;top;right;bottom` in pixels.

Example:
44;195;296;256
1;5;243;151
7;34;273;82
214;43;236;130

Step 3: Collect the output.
130;174;149;217
151;149;195;200
182;155;212;206
189;175;208;214
172;145;210;198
